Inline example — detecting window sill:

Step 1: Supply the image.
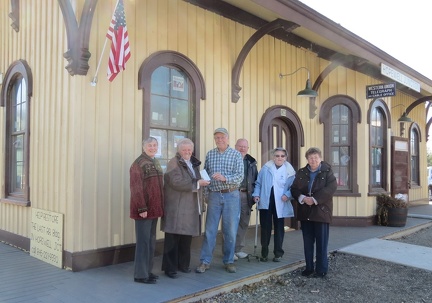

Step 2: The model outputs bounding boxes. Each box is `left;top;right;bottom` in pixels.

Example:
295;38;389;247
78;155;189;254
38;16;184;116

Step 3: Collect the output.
1;198;31;207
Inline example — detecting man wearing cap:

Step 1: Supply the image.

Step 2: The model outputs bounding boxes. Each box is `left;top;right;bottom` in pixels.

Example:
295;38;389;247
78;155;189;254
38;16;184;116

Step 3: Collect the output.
196;128;244;274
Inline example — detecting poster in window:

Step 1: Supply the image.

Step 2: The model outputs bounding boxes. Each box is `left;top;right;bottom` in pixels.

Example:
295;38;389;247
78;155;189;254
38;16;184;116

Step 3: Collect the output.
172;76;184;92
153;135;162;157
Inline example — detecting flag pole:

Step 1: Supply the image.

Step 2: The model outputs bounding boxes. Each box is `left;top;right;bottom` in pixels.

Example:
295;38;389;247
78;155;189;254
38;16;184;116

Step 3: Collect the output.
90;0;120;86
90;39;109;86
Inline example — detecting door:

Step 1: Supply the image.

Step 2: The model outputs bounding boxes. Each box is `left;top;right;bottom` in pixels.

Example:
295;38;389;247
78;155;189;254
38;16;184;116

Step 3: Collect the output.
391;137;409;200
259;106;304;229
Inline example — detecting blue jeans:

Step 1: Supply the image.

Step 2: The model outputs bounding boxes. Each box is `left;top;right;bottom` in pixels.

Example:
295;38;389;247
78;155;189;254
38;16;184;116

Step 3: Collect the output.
301;220;330;274
200;190;240;265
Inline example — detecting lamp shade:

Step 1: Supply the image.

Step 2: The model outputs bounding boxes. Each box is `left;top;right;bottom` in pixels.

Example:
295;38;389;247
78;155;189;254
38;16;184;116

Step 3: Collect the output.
398;112;413;123
297;79;318;97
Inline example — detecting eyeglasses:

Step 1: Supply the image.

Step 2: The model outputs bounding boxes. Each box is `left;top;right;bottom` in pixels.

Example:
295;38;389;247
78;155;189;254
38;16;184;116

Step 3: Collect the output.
274;154;286;158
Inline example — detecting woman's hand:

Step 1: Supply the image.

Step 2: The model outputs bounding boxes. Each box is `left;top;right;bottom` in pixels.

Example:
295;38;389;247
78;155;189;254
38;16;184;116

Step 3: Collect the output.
139;211;148;218
253;196;260;203
281;194;288;202
199;179;210;187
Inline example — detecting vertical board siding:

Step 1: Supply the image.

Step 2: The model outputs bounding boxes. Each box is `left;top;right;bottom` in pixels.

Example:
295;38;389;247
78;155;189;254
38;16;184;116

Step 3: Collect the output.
0;0;429;254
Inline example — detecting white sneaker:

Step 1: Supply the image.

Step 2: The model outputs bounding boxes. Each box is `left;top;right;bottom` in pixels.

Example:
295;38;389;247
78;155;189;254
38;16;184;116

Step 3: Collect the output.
233;254;238;261
235;251;248;259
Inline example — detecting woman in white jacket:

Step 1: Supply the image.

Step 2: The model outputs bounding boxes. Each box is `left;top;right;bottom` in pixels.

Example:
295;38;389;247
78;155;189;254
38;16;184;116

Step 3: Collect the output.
252;147;296;262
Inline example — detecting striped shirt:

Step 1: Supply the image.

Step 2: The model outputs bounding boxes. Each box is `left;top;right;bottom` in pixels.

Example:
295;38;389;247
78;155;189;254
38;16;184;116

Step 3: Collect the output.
204;146;244;191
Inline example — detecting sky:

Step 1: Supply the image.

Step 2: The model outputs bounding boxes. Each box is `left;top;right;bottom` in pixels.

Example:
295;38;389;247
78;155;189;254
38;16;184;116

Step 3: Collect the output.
300;0;432;80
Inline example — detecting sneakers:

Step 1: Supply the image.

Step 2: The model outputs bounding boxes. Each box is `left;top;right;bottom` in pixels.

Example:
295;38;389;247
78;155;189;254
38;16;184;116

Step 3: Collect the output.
225;263;237;273
233;254;238;261
235;251;248;259
195;263;210;273
273;256;282;262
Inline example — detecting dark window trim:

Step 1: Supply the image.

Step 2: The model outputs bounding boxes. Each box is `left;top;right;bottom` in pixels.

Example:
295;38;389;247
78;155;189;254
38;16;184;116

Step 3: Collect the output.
137;51;206;159
320;95;361;196
367;99;390;194
0;60;32;205
409;123;421;186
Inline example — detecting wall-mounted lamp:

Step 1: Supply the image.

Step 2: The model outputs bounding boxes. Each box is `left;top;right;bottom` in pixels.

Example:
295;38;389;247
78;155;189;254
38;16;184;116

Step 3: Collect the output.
279;67;318;97
392;104;413;123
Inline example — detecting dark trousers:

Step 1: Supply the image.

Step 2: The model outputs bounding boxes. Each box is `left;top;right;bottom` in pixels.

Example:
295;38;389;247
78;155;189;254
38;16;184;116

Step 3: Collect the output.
301;220;330;274
134;218;157;279
259;190;285;258
162;232;192;273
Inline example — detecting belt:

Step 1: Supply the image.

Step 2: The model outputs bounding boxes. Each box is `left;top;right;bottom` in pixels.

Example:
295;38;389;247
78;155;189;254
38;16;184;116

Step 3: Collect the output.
213;188;238;193
239;188;247;192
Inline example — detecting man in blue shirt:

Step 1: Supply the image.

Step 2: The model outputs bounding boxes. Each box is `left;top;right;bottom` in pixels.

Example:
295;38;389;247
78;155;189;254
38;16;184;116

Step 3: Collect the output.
196;128;244;274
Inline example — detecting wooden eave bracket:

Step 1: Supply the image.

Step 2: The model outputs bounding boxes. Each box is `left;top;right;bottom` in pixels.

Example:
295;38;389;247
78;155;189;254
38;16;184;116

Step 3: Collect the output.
9;0;19;32
58;0;98;76
231;18;298;103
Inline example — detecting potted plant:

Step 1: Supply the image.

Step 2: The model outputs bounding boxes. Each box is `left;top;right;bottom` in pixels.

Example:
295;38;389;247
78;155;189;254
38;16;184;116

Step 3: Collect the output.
376;194;409;227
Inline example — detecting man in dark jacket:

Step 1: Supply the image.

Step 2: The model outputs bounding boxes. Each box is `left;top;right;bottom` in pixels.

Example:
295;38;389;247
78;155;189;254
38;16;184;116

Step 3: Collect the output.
234;139;258;260
291;147;337;278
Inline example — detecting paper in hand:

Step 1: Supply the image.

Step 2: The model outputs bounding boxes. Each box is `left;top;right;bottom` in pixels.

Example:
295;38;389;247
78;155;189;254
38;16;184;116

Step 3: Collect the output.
200;169;211;181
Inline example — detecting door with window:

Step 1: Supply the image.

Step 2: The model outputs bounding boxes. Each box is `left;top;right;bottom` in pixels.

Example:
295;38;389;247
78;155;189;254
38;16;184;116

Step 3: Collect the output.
259;106;304;229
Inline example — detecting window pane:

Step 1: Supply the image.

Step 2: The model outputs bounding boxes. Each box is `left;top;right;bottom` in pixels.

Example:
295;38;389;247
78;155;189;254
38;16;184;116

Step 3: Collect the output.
151;95;169;126
340;125;349;144
151;66;170;95
332;106;340;124
170;99;189;129
12;134;24;192
371;147;382;186
332;125;339;143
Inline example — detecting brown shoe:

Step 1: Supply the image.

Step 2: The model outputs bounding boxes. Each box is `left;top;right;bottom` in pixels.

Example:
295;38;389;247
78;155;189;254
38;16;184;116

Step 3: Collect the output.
225;263;237;273
195;263;210;273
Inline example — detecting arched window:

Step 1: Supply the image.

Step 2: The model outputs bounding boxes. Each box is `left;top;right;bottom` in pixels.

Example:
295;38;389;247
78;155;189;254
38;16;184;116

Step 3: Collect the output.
368;99;390;194
138;51;205;170
409;124;421;186
0;60;32;206
320;95;360;196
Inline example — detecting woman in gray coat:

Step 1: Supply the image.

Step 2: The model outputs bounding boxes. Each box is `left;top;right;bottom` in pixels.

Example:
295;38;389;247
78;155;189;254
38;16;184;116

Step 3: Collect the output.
161;138;210;278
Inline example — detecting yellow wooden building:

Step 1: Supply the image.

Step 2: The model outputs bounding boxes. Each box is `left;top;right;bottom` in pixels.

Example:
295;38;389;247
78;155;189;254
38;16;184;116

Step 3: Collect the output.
1;0;431;271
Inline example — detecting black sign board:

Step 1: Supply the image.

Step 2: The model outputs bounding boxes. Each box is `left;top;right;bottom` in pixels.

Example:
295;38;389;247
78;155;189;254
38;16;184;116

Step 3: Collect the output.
366;82;396;99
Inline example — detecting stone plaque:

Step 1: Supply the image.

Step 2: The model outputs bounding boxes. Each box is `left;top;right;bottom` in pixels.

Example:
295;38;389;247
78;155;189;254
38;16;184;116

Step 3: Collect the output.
30;208;64;268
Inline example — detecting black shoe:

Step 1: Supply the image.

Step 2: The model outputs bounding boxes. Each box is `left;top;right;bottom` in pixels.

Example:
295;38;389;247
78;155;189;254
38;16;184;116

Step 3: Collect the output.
179;267;191;273
165;271;178;279
301;269;314;277
259;257;268;262
134;278;157;284
313;272;327;278
149;273;159;280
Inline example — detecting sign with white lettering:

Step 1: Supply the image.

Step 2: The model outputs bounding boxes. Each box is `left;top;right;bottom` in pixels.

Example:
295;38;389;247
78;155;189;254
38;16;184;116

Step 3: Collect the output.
366;82;396;99
30;208;64;268
381;63;420;92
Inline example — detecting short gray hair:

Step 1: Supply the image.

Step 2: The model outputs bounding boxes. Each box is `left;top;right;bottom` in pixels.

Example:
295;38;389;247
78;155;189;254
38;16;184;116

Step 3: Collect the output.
176;138;194;151
142;137;158;147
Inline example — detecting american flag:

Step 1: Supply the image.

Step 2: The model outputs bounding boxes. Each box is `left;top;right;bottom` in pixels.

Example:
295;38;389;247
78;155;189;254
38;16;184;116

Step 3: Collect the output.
106;0;131;82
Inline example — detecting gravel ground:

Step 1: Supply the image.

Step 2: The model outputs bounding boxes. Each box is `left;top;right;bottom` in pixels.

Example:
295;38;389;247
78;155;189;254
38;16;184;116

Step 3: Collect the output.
194;225;432;303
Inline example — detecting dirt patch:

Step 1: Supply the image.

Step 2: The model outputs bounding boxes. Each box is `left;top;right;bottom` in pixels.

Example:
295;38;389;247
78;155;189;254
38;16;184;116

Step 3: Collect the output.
194;225;432;303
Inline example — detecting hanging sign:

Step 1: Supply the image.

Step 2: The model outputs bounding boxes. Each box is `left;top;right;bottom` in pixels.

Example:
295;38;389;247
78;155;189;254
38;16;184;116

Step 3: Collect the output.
366;82;396;99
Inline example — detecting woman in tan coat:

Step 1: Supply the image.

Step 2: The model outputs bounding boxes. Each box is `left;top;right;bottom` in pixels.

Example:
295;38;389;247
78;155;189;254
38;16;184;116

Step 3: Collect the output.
161;138;210;278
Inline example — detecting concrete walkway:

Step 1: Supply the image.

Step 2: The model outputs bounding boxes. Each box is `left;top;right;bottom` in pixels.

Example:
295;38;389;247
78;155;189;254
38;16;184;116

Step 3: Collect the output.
1;204;432;303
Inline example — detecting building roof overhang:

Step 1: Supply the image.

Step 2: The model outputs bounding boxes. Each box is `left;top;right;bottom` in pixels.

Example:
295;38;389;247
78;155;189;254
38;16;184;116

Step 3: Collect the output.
187;0;432;98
